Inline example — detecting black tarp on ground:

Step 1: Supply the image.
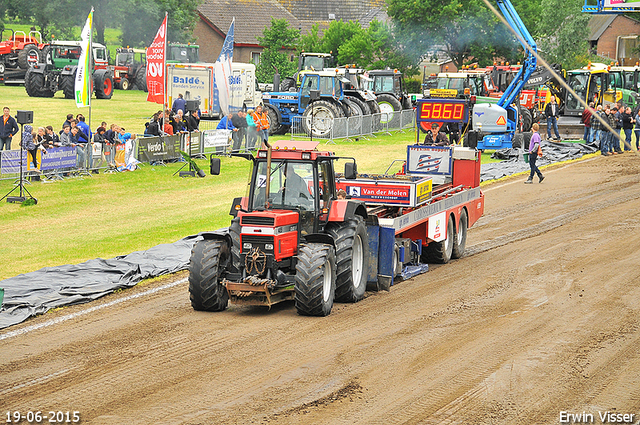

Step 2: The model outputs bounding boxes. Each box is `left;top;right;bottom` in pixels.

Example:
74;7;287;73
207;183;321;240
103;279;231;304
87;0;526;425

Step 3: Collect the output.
0;236;199;330
481;141;598;182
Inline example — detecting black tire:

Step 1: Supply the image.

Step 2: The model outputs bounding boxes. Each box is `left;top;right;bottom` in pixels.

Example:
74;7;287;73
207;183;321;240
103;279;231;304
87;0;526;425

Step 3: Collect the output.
41;46;52;66
512;132;524;149
120;77;130;90
24;67;43;97
61;74;75;99
229;217;242;273
347;96;370;115
452;209;468;259
301;99;340;138
401;95;412;110
0;62;5;74
294;243;336;316
94;69;114;99
188;239;230;312
367;100;382;130
519;106;532;132
135;66;147;92
326;216;368;303
265;104;283;136
17;44;40;69
344;97;364;134
280;77;297;92
422;214;455;264
376;93;402;128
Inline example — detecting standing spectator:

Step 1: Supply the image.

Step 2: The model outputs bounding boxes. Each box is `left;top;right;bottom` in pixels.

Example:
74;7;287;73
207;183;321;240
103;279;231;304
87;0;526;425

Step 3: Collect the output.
186;109;200;132
59;125;72;146
590;105;602;146
163;110;174;135
0;106;19;151
621;106;634;152
230;110;248;152
43;126;60;149
525;123;544;184
62;113;74;129
600;106;613;155
105;124;119;144
145;112;161;136
544;97;561;141
611;107;624;154
634;108;640;151
246;109;258;150
172;93;186;114
71;127;87;168
76;115;91;143
92;126;107;172
22;125;46;170
252;105;270;146
217;114;235;131
173;110;186;133
581;102;593;142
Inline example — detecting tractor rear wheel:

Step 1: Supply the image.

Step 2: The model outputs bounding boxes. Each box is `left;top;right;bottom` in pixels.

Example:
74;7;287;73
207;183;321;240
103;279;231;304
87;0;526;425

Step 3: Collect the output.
24;67;43;97
301;100;340;138
294;243;336;316
376;93;402;128
265;104;282;136
367;100;382;130
61;74;75;99
326;216;368;303
94;70;114;99
135;66;147;92
422;214;455;264
452;209;468;259
17;44;40;69
188;239;230;311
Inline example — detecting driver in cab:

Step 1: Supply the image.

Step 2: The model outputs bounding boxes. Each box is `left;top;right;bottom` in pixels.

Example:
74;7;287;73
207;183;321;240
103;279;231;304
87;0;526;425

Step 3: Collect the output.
423;123;450;146
283;165;311;205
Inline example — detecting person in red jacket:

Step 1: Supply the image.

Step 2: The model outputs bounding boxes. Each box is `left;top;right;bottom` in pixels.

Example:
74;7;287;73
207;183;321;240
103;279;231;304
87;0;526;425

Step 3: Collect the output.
581;102;593;143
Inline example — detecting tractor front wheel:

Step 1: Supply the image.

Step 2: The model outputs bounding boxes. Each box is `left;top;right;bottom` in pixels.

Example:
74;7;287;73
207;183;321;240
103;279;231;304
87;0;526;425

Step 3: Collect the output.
295;243;336;316
188;239;230;311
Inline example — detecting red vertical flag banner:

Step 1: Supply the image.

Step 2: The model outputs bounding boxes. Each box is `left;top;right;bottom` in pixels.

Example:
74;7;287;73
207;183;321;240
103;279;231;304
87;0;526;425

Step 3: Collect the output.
146;14;167;104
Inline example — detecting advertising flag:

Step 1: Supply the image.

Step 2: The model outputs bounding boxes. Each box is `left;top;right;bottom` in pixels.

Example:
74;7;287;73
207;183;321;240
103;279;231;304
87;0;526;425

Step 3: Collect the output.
214;18;234;117
146;14;168;104
75;8;93;108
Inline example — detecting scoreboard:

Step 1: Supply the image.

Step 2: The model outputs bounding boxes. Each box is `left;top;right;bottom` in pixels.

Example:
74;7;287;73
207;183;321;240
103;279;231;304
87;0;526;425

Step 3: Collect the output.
417;99;469;123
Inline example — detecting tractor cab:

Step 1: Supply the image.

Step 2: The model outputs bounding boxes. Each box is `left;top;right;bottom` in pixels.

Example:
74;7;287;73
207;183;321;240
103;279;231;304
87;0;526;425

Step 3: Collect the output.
167;43;199;64
247;146;338;237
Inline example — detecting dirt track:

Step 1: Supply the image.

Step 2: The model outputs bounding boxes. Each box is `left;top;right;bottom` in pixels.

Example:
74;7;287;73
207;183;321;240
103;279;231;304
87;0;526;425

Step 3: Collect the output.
3;154;640;425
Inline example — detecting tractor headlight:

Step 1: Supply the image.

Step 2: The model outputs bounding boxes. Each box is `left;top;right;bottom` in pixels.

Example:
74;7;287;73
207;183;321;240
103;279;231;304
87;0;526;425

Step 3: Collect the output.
243;242;252;249
265;243;274;250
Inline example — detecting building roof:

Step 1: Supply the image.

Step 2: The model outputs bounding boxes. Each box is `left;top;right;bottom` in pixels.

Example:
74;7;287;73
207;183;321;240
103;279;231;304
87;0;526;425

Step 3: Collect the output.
198;0;300;46
588;15;616;41
277;0;386;22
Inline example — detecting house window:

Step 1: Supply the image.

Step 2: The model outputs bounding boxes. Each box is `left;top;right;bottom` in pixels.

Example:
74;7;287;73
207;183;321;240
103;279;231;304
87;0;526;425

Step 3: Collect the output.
252;52;261;66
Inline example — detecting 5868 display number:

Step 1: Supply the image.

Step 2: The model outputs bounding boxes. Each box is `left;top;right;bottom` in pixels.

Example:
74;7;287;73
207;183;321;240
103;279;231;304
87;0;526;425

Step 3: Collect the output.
6;411;80;423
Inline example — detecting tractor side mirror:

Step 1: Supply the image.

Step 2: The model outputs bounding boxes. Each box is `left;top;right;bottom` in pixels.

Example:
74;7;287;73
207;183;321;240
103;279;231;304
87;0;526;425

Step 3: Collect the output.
210;155;221;175
344;162;357;179
310;89;320;100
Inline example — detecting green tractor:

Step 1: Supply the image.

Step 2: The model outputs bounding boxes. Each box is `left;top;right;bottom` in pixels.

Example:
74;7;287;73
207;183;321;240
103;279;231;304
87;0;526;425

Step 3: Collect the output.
24;40;114;99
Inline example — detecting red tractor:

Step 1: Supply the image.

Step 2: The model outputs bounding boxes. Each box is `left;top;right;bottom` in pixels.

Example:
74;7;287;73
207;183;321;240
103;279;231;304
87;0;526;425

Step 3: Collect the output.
190;131;484;316
110;47;147;91
0;29;46;74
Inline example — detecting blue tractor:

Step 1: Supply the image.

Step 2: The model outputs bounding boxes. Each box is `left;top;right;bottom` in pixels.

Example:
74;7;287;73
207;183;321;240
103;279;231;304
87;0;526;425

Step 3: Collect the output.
263;70;352;138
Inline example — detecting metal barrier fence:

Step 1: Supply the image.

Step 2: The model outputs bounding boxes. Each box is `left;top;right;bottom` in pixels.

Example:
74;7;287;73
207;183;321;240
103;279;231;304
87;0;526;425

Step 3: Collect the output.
290;109;416;142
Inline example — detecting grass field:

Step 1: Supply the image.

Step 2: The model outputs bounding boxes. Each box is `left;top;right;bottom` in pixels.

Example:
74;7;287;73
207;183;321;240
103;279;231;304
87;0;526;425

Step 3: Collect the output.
0;88;502;281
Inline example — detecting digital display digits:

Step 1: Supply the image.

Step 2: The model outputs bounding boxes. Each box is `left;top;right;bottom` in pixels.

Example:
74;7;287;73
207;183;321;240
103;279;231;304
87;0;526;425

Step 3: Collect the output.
418;100;468;123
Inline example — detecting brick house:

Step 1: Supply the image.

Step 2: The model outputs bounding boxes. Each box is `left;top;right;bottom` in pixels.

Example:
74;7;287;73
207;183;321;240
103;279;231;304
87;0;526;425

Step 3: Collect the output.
195;0;389;65
589;15;640;65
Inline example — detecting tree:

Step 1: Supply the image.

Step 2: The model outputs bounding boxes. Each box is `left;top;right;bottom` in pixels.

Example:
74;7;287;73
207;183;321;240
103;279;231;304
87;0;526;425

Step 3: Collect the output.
535;0;591;69
387;0;525;69
256;18;299;84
